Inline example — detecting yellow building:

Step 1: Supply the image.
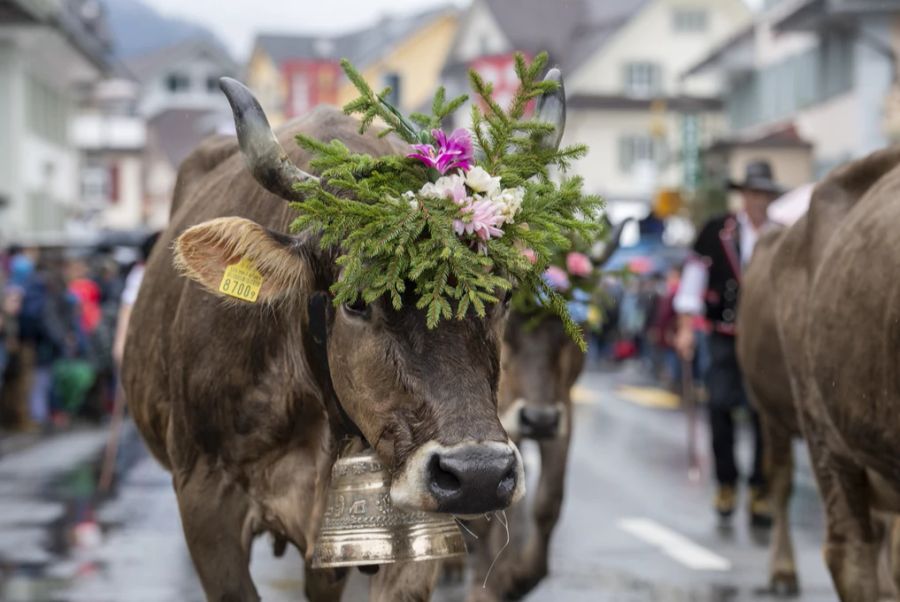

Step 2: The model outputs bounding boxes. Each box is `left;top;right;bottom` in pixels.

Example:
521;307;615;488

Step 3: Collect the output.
337;10;459;114
245;7;459;129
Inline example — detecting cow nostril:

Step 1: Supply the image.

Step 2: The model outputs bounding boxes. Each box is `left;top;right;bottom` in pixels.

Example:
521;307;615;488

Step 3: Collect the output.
498;467;516;498
429;454;462;494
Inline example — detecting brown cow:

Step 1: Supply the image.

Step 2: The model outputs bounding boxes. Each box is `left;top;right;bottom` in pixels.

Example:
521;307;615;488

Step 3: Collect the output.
738;147;900;601
467;311;586;602
122;75;577;601
463;224;626;601
799;147;900;600
737;226;802;595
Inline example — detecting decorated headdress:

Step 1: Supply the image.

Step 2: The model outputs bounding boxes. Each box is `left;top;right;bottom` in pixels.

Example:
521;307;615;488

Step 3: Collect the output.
234;53;605;348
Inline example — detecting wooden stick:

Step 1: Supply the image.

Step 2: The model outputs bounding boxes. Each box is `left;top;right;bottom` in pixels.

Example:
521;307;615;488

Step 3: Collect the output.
98;383;126;493
682;358;701;482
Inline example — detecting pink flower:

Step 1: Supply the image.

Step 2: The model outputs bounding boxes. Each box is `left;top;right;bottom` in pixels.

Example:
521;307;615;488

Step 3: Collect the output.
566;252;593;277
408;128;474;174
521;247;537;264
543;266;570;292
454;197;505;241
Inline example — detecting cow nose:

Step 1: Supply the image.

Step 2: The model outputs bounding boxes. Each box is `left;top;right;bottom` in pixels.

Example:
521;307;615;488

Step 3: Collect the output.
519;405;561;439
427;445;518;514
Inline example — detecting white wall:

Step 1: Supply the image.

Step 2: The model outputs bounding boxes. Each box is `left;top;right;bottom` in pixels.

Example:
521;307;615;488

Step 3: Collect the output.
102;155;144;230
452;1;509;64
565;107;725;201
138;52;232;118
0;42;23;240
568;0;752;98
0;28;92;239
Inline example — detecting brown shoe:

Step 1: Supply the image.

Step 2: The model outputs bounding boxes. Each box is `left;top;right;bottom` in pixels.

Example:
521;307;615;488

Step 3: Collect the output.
749;487;773;529
715;485;736;519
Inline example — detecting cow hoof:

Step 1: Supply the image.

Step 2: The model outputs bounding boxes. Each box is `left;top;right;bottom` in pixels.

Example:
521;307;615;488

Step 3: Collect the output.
770;572;800;597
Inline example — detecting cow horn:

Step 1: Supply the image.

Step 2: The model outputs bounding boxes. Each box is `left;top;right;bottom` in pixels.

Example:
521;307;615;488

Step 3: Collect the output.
219;77;317;202
594;217;633;266
536;68;566;151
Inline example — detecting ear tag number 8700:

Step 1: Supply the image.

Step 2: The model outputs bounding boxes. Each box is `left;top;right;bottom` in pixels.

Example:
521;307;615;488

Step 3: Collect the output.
219;257;263;302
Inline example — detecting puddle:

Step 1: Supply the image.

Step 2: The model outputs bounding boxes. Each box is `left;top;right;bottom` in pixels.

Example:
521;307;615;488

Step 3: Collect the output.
0;424;143;602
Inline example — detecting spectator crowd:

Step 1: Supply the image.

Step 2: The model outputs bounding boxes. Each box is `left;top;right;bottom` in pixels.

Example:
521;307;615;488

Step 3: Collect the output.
0;234;157;434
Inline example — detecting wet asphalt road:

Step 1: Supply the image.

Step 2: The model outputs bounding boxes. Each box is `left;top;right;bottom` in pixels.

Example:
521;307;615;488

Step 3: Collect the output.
0;365;838;601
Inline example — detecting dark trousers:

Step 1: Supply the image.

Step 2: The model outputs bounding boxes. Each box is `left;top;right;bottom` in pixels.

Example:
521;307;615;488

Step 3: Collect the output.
706;333;765;488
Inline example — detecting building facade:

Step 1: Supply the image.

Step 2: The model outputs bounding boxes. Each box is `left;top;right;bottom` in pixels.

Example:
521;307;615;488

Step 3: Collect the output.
687;0;900;179
442;0;751;226
0;0;111;242
247;7;458;127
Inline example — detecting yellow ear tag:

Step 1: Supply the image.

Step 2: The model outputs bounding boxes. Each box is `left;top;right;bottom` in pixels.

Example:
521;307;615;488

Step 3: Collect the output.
219;257;263;302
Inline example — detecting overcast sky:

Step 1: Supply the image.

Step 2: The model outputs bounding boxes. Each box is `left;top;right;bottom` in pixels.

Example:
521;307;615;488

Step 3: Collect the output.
142;0;761;61
142;0;468;60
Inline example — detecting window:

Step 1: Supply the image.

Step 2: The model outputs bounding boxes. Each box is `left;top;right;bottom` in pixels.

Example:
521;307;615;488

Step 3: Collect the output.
725;32;853;130
291;73;310;116
207;75;220;93
618;135;666;174
673;8;707;33
25;76;68;145
165;72;190;93
623;62;662;98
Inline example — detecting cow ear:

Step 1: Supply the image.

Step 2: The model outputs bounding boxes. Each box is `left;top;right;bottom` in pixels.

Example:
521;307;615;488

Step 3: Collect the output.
174;216;316;304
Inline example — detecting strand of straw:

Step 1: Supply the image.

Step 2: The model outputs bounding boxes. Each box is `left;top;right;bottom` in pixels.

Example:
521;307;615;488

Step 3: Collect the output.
454;517;479;540
482;510;510;588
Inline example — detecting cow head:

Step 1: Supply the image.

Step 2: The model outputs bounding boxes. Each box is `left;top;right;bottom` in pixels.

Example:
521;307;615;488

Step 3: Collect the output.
498;219;629;441
173;74;569;516
499;313;584;441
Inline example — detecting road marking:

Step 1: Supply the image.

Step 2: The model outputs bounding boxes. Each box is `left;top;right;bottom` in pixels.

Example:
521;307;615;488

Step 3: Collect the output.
616;385;681;410
618;518;732;571
571;385;594;405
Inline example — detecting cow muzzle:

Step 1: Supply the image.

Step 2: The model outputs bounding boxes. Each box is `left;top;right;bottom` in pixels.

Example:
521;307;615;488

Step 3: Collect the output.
500;398;568;441
390;441;525;515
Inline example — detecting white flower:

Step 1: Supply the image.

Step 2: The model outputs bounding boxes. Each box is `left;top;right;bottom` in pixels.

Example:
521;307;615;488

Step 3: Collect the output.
403;190;418;209
419;172;467;203
465;166;501;196
493;186;525;222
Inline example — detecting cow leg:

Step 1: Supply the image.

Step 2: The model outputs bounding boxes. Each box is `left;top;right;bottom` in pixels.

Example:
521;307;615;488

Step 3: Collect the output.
368;559;438;602
305;567;349;602
465;504;526;602
890;516;900;597
174;464;260;602
803;419;879;602
505;435;570;600
761;417;799;595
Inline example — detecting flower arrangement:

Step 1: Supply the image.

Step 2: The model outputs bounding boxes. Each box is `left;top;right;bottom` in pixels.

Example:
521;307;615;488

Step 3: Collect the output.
512;239;606;330
290;52;604;348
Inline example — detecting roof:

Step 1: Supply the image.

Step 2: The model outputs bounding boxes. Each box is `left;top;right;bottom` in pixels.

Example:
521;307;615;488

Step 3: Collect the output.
4;0;113;71
125;36;237;83
254;5;456;67
478;0;651;72
708;124;814;151
568;93;722;112
682;23;754;78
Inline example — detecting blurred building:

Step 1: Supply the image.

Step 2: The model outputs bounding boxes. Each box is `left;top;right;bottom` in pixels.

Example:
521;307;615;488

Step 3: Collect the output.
123;37;238;229
441;0;751;225
246;6;458;126
686;0;900;183
0;0;112;242
71;77;147;231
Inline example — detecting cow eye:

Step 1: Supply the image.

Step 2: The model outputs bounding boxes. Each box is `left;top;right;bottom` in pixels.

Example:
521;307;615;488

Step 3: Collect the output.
342;298;371;319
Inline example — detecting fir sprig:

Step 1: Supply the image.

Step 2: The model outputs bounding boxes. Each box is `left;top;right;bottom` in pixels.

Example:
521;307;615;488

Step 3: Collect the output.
289;53;605;349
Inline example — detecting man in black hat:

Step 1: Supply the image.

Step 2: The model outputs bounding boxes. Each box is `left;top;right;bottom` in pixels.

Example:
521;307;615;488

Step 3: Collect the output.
674;160;784;526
